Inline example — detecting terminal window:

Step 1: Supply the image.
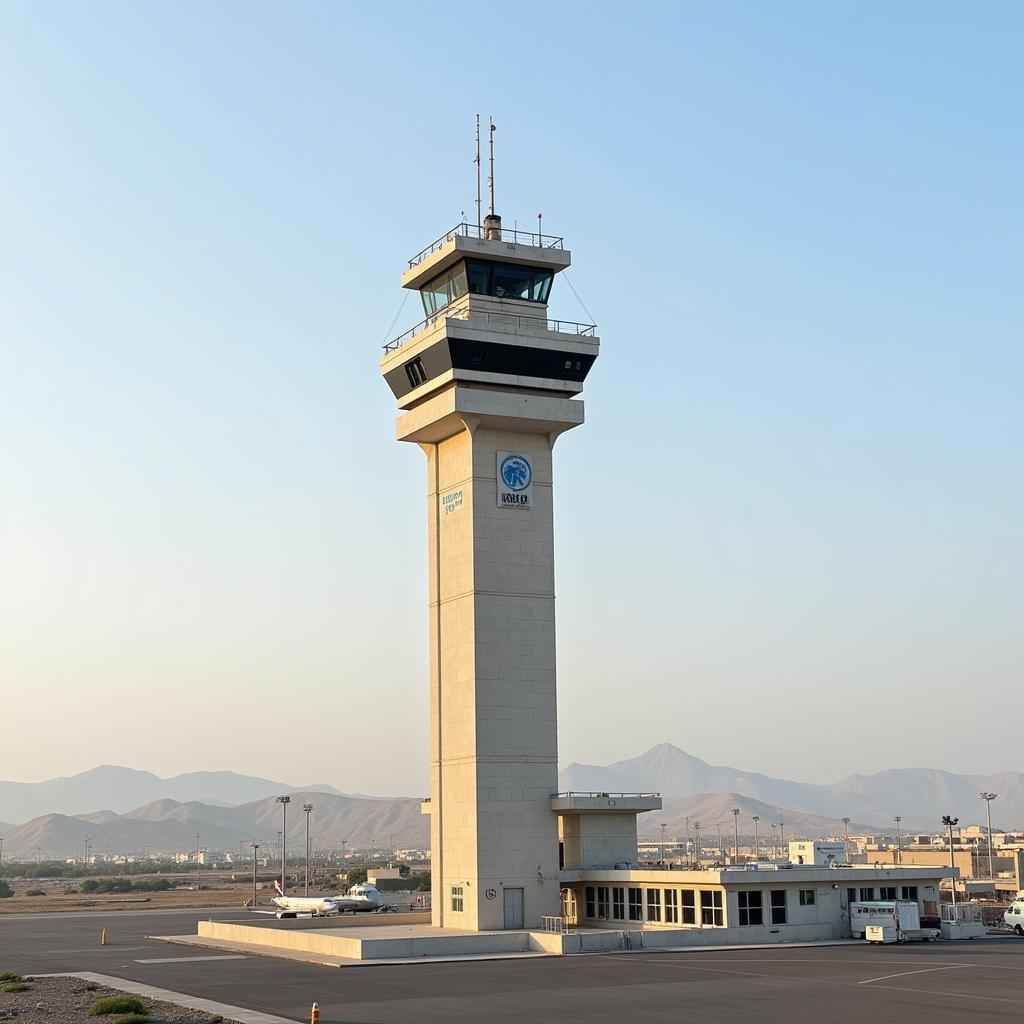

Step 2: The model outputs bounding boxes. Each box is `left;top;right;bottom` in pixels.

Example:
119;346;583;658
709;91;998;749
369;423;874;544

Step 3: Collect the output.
738;890;763;926
451;885;464;913
597;886;610;920
859;887;874;902
799;889;816;906
628;887;643;921
681;889;696;925
585;886;596;918
646;887;662;922
901;886;919;901
771;889;787;925
664;889;679;924
612;887;625;920
700;890;724;926
879;886;897;900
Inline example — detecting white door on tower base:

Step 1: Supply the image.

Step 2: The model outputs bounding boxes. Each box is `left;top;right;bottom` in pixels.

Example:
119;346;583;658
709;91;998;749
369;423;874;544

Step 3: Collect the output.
503;887;524;929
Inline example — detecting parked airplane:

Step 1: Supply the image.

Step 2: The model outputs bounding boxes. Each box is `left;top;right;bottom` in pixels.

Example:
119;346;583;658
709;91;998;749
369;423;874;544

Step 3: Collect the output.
267;880;386;918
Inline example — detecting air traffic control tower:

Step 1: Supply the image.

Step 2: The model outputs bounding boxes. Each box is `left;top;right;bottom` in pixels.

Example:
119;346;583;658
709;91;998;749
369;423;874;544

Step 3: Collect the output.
379;213;598;931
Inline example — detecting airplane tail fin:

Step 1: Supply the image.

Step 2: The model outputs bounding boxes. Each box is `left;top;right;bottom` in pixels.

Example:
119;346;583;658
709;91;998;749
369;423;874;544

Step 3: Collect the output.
273;879;284;897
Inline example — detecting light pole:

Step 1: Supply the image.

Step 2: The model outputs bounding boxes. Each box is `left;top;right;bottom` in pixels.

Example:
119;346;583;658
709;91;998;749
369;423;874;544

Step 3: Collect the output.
685;817;691;868
779;816;785;858
942;815;959;908
659;822;667;865
195;834;201;888
770;822;778;859
276;796;291;896
752;816;760;861
893;816;902;865
841;817;851;864
731;808;740;863
303;803;314;896
693;822;701;868
716;821;724;864
250;840;260;907
979;792;997;881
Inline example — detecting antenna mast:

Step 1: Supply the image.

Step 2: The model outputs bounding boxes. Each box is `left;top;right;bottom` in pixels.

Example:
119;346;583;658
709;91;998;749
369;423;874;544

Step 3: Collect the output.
474;114;481;228
488;118;496;215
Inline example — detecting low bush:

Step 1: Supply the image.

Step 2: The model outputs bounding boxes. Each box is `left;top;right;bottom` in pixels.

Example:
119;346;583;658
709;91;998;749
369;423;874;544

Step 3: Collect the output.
80;878;174;895
25;889;45;897
0;881;13;899
89;996;147;1016
0;972;22;982
3;982;30;993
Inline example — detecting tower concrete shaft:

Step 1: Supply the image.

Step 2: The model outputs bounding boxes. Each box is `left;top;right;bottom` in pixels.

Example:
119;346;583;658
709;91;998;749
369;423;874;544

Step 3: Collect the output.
381;223;598;930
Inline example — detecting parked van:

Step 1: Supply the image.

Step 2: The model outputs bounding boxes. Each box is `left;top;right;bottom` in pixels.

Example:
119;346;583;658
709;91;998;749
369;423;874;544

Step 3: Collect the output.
1003;898;1024;935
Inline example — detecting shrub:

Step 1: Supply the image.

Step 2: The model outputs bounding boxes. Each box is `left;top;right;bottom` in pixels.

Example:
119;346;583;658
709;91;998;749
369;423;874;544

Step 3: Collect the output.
0;881;13;899
25;889;45;897
210;1017;224;1023
3;982;30;993
89;996;147;1016
112;1015;150;1024
0;972;22;982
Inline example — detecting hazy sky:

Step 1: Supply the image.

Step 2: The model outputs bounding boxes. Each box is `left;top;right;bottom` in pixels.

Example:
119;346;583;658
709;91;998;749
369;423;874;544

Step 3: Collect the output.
2;2;1021;797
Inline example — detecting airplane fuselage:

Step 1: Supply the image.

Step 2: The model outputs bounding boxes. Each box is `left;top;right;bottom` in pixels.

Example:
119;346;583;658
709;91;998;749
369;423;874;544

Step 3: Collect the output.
271;883;384;917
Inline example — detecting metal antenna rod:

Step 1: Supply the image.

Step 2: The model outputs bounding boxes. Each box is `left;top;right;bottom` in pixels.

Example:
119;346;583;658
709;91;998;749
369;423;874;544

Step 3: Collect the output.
488;118;496;215
475;115;482;228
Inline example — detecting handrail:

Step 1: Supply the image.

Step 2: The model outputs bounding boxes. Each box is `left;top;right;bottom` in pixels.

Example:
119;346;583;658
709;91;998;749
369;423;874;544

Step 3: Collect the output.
408;221;564;268
552;792;662;800
383;309;596;354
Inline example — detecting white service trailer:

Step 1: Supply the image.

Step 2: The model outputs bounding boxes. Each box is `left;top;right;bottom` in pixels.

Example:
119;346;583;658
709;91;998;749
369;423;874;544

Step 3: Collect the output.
851;901;939;943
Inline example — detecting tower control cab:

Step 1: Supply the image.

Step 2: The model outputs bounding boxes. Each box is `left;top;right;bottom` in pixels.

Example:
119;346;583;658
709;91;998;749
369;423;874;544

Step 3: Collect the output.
381;220;599;430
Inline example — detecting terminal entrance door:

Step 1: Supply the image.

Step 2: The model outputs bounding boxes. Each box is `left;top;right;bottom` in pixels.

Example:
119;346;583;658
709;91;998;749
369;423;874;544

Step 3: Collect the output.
504;887;524;929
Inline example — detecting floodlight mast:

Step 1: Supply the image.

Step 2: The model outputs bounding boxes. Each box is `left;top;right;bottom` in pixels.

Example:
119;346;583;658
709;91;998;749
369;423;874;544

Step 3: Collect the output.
303;803;314;897
942;815;959;908
980;792;997;880
276;796;291;896
250;839;260;908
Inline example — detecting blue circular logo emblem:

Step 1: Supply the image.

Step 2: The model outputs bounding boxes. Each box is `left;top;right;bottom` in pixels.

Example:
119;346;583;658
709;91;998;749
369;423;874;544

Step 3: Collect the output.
500;454;532;491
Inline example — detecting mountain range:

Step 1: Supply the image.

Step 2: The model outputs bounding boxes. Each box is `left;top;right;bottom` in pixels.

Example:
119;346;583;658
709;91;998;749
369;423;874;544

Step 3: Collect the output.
0;791;427;859
0;765;348;824
2;746;1021;859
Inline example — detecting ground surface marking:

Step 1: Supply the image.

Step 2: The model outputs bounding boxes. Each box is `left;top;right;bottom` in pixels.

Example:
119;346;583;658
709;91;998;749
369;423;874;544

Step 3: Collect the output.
134;955;248;964
858;965;971;985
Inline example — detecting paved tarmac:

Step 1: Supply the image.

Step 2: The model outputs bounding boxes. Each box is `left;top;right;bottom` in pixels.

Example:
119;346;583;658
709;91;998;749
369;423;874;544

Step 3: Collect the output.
2;908;1023;1023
